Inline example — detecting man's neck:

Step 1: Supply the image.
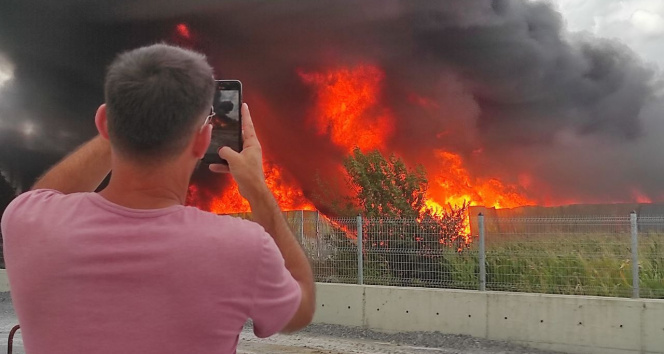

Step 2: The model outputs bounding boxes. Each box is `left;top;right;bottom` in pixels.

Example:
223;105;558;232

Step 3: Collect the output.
99;161;192;210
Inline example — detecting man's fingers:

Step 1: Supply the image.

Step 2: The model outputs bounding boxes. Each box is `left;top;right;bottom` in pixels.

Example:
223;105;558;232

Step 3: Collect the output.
218;146;241;165
241;103;259;148
209;163;230;174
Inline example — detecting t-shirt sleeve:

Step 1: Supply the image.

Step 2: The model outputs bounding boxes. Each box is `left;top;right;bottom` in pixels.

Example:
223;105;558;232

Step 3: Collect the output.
249;232;302;338
1;189;63;236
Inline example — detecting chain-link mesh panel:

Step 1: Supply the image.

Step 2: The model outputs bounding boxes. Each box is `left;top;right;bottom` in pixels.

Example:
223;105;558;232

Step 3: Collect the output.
277;212;664;298
637;217;664;299
284;214;360;284
361;218;478;289
483;217;635;297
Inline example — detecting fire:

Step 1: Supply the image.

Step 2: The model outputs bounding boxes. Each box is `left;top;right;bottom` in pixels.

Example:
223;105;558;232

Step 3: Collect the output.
263;163;316;212
422;150;534;239
190;161;315;215
191;63;534;248
208;182;250;215
298;65;394;152
427;150;534;210
296;64;532;214
294;64;535;242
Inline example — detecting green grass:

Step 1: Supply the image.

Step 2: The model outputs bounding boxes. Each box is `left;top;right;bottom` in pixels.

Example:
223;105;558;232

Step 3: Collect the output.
314;232;664;299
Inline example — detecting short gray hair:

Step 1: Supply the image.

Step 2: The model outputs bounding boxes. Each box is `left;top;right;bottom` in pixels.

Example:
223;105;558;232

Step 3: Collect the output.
104;44;215;162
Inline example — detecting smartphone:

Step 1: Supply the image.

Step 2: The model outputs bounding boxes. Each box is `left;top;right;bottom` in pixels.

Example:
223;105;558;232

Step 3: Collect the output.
202;80;243;164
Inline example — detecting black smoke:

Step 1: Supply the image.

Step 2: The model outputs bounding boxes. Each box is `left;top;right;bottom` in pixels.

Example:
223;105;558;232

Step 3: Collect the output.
0;0;661;204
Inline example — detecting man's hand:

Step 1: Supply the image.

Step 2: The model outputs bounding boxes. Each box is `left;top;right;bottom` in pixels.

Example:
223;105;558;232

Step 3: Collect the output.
209;103;269;203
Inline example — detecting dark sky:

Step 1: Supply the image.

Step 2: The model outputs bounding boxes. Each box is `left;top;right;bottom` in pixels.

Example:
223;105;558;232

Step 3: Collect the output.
0;0;662;205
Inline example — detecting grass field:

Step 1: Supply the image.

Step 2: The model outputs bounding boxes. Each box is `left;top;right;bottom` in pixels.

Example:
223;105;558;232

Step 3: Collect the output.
308;223;664;299
449;233;664;298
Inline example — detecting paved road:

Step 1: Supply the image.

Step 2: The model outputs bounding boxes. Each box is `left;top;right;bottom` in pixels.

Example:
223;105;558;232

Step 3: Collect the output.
0;324;466;354
0;292;561;354
0;322;473;354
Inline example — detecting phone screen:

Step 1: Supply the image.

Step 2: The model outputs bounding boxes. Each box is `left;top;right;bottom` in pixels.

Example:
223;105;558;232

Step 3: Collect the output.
203;80;242;164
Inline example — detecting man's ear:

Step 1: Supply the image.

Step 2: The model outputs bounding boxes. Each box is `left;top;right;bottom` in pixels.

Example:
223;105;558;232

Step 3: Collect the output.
95;104;110;140
192;123;212;159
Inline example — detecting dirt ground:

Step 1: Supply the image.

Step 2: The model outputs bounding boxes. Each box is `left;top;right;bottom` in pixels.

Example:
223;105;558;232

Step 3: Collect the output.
0;292;562;354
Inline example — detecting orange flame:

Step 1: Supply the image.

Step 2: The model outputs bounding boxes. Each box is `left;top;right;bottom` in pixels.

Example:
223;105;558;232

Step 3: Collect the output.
194;161;315;215
298;65;394;152
423;151;534;239
263;163;316;212
427;150;534;210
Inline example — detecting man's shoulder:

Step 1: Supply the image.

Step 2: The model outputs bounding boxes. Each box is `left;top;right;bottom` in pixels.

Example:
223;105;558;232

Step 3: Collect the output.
12;189;65;203
3;189;67;216
1;189;78;234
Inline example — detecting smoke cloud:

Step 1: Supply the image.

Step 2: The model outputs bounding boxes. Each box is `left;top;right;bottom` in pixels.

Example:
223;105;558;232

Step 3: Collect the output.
0;0;661;204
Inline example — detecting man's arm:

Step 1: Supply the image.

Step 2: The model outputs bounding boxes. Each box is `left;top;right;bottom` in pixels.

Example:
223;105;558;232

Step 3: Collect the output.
245;185;316;332
213;103;315;332
32;135;111;194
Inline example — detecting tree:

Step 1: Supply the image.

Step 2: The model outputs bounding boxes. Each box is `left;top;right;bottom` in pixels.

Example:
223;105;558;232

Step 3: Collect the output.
341;148;468;287
343;148;427;219
0;172;17;269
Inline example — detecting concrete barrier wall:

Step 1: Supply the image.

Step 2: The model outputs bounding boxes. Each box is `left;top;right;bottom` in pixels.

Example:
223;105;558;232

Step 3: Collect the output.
313;283;664;354
0;269;8;292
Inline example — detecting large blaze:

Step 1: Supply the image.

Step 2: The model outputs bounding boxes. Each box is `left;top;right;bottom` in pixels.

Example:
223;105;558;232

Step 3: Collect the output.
296;64;532;237
189;63;534;240
298;65;394;152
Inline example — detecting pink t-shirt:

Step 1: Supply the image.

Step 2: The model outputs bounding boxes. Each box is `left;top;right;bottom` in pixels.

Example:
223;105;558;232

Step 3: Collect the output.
1;189;301;354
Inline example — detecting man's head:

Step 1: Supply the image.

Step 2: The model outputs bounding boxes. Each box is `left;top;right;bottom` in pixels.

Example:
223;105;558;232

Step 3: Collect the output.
101;44;215;163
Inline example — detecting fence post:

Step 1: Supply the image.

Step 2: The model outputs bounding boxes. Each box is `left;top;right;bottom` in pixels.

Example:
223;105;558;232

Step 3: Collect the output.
315;211;321;258
630;211;639;299
357;215;364;285
299;210;305;244
479;213;486;291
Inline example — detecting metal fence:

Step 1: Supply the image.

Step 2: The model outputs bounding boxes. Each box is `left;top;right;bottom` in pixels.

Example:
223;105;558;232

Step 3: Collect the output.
0;211;661;299
289;211;664;299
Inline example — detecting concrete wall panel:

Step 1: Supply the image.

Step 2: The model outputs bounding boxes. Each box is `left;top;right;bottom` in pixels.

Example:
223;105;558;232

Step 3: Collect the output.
312;283;364;327
643;299;664;354
424;288;486;337
487;292;642;354
364;285;433;332
0;269;9;292
313;283;664;354
363;286;487;336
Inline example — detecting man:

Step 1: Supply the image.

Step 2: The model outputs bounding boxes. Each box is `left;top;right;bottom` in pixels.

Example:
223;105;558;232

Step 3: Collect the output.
1;44;315;353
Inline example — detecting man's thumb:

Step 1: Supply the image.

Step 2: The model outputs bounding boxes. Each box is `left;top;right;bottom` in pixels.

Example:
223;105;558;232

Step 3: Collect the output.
218;146;240;164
